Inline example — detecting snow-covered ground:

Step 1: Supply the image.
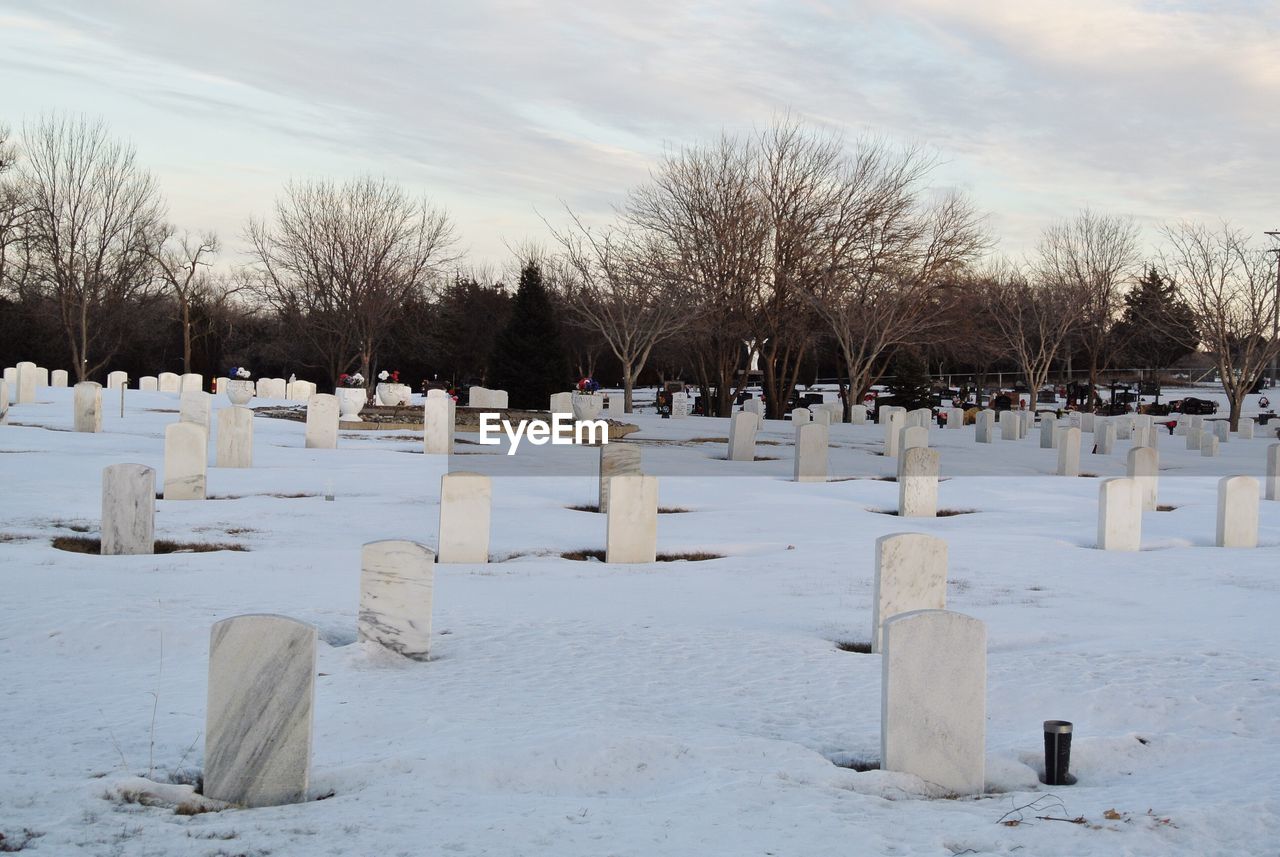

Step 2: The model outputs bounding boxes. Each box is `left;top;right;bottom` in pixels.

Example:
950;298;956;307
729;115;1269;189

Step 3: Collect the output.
1;386;1278;856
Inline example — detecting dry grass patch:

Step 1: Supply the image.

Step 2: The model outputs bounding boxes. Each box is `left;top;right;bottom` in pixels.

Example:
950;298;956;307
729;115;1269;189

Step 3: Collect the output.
51;536;248;555
834;640;872;653
560;549;723;562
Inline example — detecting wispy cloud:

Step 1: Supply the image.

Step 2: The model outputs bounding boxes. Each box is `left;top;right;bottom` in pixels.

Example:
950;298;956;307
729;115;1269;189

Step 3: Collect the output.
2;0;1277;265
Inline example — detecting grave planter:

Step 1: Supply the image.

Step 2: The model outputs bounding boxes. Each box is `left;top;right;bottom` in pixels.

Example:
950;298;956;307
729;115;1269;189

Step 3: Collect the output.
375;382;412;407
336;387;367;422
224;379;255;406
572;392;603;420
1042;720;1075;785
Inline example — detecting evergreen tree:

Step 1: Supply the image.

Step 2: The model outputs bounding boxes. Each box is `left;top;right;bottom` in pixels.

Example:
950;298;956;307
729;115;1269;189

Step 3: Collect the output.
885;349;934;410
487;263;571;409
1114;266;1198;375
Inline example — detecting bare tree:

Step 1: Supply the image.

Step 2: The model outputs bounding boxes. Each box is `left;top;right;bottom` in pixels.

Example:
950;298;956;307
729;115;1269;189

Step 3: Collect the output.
1160;221;1280;429
627;134;764;417
808;141;989;415
984;259;1080;410
247;176;457;385
551;211;690;412
152;229;225;373
1037;209;1141;403
0;123;31;299
18;115;165;380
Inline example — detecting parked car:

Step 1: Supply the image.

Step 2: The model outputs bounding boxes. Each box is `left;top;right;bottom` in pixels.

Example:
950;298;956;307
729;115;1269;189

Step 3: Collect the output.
1172;397;1218;415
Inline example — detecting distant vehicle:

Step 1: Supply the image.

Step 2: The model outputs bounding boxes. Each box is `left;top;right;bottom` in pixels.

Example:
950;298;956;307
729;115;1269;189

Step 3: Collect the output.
1172;397;1218;415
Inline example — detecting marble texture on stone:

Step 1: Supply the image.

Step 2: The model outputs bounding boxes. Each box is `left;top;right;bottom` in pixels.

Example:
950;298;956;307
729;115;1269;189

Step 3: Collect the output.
423;391;455;456
1217;475;1259;548
438;472;491;563
606;474;659;564
1056;427;1080;477
1039;415;1056;449
467;386;508;409
793;422;829;483
50;369;68;387
73;382;103;433
898;447;940;518
180;372;203;393
204;614;315;808
164;422;207;500
974;409;995;444
1127;447;1158;511
358;540;435;660
728;412;759;461
256;378;287;399
16;361;37;404
872;533;947;653
305;394;339;449
600;443;642;512
287;380;317;401
899;425;929;454
549;392;573;416
1267;444;1279;502
179;391;213;434
881;609;986;796
101;464;155;555
1096;420;1115;454
1000;410;1018;440
216;406;254;468
1098;477;1141;551
158;372;180;393
883;409;906;456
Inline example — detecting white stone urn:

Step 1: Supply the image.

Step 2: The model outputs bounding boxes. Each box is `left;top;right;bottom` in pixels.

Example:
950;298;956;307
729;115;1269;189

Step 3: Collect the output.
335;387;367;421
224;379;255;406
572;392;603;420
375;382;412;406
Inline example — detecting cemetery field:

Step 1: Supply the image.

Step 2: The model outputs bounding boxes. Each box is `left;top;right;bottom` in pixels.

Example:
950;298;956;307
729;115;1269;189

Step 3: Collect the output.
2;388;1280;856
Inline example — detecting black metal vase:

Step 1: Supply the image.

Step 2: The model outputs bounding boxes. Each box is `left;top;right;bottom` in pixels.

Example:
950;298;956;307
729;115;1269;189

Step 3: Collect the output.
1042;720;1076;785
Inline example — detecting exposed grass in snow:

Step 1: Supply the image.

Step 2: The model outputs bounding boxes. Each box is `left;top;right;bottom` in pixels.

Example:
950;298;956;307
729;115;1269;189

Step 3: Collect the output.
560;549;723;562
51;536;249;555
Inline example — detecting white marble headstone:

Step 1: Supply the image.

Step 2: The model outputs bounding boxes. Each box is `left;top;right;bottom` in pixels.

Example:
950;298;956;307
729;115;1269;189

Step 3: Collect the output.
898;447;940;518
1217;475;1259;548
599;443;641;512
305;394;340;449
216;406;254;468
1056;427;1081;477
73;382;103;433
359;540;435;660
179;390;213;434
158;372;181;393
872;533;947;653
1267;444;1279;502
50;369;68;387
850;404;868;425
1238;418;1255;440
180;372;203;393
467;386;508;409
1096;420;1116;455
204;614;316;808
1097;477;1141;551
15;361;36;404
139;376;158;391
793;422;829;482
423;390;455;456
883;409;906;456
1126;446;1158;511
1201;433;1219;457
606;474;659;563
163;422;207;500
728;412;759;461
549;391;573;416
881;609;986;796
101;464;155;555
790;407;811;425
437;472;491;563
974;410;995;444
106;370;128;390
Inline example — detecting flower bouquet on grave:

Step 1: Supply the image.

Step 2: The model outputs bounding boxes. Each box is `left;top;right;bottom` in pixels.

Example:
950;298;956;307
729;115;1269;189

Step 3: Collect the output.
572;377;603;419
224;366;255;405
375;369;411;407
338;372;366;388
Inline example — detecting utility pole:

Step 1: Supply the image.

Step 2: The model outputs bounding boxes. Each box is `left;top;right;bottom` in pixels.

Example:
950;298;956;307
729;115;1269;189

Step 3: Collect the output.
1266;231;1280;389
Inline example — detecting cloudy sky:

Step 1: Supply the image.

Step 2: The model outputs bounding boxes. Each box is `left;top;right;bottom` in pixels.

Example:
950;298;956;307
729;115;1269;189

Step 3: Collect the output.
3;0;1277;269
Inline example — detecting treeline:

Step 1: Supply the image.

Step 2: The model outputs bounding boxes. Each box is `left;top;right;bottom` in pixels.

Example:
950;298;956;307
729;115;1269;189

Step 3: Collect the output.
1;115;1277;427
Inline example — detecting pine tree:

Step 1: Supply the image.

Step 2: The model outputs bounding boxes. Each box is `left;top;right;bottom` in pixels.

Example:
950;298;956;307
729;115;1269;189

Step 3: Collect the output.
885;349;934;411
487;263;571;409
1114;266;1198;374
